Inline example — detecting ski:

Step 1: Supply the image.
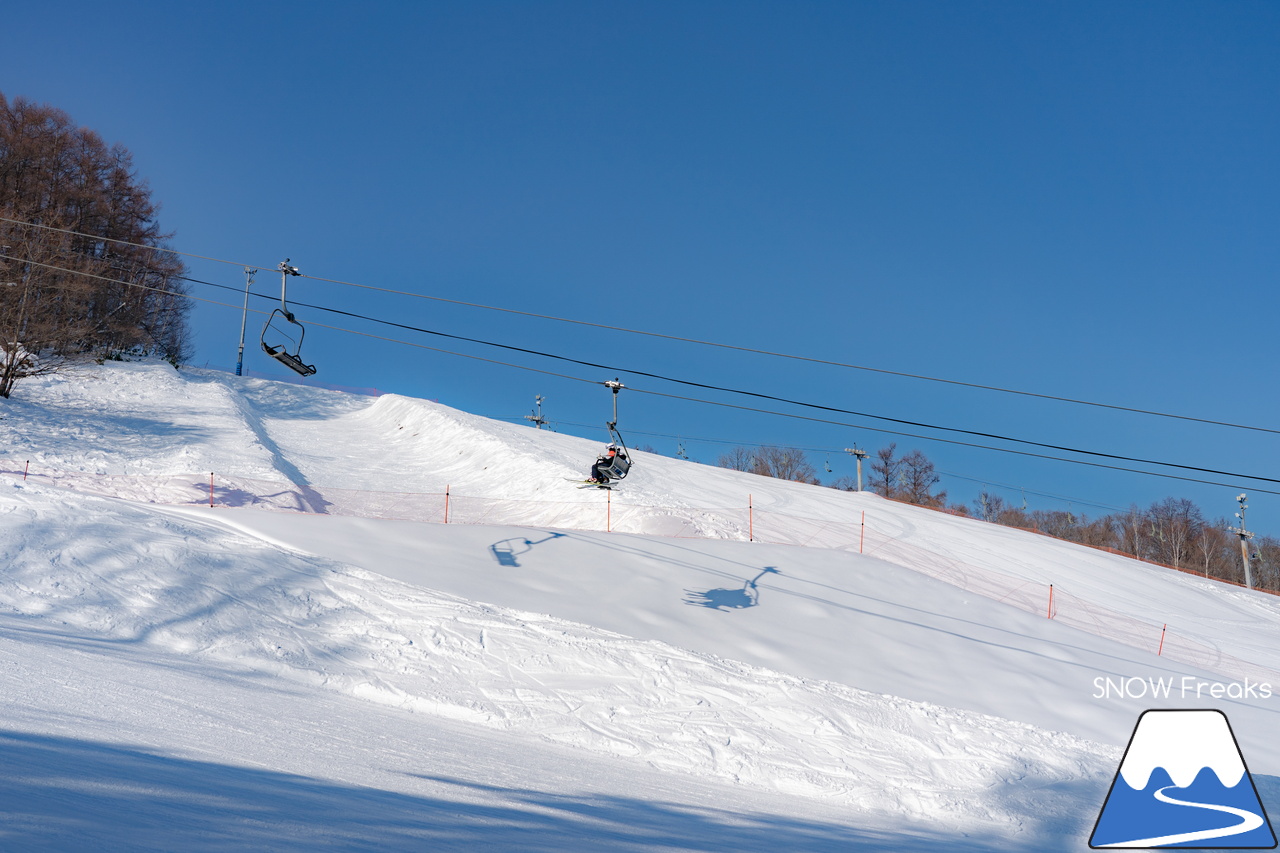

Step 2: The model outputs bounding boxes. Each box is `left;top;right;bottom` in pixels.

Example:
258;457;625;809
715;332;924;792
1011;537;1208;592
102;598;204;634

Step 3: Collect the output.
564;478;614;489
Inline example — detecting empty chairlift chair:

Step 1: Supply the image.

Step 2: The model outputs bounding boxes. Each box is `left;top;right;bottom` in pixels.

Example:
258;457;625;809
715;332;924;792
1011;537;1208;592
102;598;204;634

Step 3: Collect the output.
260;259;317;377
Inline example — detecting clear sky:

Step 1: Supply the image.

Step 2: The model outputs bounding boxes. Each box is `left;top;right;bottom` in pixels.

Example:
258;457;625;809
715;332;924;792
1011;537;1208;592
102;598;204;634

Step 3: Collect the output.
4;0;1278;531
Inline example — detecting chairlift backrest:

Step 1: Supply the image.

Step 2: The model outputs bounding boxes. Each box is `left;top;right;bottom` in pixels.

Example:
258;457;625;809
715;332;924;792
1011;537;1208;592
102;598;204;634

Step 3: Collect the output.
600;453;631;481
261;308;316;377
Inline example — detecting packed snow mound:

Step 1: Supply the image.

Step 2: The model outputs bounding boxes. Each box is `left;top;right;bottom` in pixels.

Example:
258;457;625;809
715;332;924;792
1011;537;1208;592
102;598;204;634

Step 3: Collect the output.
0;479;1107;834
8;362;1280;680
5;360;1280;849
3;362;282;478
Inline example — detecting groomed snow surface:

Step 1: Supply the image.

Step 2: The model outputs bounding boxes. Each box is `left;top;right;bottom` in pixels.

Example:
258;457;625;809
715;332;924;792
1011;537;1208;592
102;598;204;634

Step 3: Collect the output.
2;362;1279;851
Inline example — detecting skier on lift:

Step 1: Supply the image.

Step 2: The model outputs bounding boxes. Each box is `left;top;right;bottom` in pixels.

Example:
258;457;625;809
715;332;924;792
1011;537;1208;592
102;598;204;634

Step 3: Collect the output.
572;379;632;488
588;444;627;484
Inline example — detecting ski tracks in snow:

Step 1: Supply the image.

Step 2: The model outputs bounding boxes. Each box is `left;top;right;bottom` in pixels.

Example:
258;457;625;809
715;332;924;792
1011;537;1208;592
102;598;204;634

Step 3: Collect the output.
0;480;1107;836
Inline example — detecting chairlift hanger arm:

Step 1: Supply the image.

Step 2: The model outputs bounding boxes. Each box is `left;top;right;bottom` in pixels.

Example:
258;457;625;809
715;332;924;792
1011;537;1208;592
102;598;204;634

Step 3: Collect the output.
604;378;624;429
598;378;632;479
278;259;301;319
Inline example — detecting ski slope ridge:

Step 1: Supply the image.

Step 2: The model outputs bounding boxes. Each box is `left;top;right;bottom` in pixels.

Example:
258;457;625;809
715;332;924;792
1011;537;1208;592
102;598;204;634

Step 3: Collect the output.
3;361;1280;850
1;477;1104;839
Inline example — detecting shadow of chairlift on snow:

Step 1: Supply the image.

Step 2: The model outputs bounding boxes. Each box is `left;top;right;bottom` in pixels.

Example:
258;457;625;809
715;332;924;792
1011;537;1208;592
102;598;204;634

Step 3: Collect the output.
207;480;333;515
488;532;567;567
684;567;781;611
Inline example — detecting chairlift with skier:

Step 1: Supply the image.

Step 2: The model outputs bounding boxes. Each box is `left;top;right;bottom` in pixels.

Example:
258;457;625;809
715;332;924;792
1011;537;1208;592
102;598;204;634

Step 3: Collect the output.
260;259;317;377
582;379;632;487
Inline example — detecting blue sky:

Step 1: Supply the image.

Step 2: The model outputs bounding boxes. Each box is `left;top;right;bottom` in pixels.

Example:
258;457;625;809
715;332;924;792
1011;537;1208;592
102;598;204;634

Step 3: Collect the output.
4;1;1278;530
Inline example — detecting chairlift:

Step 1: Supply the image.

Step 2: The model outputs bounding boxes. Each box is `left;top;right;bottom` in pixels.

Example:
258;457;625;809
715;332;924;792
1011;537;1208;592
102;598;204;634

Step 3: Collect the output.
260;259;316;377
595;379;632;482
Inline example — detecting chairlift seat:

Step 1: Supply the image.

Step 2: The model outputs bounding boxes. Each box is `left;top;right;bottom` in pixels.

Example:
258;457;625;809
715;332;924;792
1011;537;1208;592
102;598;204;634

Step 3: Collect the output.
599;453;630;481
261;306;317;377
262;342;317;377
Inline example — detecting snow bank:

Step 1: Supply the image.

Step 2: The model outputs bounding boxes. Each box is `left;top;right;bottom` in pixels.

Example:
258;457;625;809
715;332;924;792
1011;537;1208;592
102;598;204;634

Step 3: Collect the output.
4;361;1280;849
0;480;1109;838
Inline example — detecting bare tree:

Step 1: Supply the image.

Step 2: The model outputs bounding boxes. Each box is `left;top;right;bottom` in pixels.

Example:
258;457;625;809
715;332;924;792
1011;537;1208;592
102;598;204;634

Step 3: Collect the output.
899;449;945;507
1192;522;1237;581
1145;497;1203;569
0;92;188;398
752;446;818;484
829;475;860;492
956;485;1280;594
1114;505;1145;558
1256;536;1280;591
1028;509;1081;539
973;490;1005;522
870;443;902;498
717;446;757;472
716;445;818;483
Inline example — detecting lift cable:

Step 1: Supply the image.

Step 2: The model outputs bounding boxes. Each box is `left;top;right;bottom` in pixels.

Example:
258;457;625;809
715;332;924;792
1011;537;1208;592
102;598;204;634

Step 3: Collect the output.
515;417;1138;513
7;252;1278;495
615;384;1280;496
0;215;277;274
0;252;267;316
294;272;1280;437
2;214;1276;437
171;273;1280;488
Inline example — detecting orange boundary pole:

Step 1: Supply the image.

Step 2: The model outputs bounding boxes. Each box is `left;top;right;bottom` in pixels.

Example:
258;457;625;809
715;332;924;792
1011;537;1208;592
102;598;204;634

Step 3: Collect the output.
749;494;753;542
209;472;214;508
859;510;865;553
1047;584;1054;619
444;485;450;524
1158;623;1167;656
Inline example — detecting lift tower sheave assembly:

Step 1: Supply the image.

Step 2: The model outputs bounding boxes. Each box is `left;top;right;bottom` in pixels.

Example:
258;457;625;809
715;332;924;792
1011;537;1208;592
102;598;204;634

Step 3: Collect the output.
845;446;869;492
1229;493;1256;590
525;395;549;429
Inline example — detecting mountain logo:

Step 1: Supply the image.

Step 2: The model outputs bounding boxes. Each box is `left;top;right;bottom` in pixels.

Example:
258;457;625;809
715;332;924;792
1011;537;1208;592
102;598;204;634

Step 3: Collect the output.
1090;709;1276;848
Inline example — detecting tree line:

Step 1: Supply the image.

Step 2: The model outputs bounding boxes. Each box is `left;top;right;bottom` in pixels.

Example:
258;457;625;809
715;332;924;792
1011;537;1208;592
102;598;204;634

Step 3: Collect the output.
0;92;189;398
716;441;1279;593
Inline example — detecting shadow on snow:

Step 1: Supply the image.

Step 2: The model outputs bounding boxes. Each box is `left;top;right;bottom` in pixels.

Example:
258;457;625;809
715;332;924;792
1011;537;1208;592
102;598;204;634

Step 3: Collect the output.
0;729;1021;852
684;567;781;611
489;532;567;568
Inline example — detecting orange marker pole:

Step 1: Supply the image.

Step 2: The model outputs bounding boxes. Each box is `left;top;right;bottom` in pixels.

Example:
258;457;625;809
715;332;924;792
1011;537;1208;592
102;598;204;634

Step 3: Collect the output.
444;485;450;524
749;494;753;542
1158;624;1167;656
1047;584;1054;619
859;510;865;554
209;472;215;508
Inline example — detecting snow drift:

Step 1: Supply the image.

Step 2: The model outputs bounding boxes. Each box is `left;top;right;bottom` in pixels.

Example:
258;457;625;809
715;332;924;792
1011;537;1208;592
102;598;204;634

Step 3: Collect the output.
2;361;1279;850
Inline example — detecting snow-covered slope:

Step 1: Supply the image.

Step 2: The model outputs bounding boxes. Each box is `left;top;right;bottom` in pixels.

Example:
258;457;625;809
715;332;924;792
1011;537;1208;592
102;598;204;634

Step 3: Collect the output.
3;362;1279;851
